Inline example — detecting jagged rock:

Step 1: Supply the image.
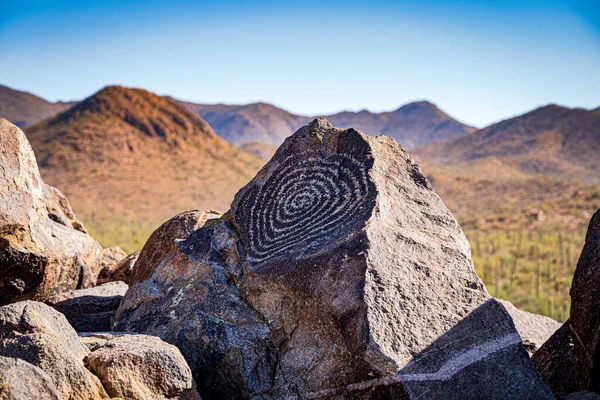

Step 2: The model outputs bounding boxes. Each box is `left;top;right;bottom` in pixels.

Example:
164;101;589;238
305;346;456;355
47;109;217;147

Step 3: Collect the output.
116;119;551;399
0;301;109;399
0;119;103;305
532;321;576;397
498;298;561;354
569;209;600;392
131;209;221;284
47;281;128;332
97;250;139;285
84;333;200;400
0;355;62;400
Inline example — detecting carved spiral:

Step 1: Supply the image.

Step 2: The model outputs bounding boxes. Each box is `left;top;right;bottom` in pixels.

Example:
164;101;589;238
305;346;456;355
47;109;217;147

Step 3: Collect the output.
236;153;374;264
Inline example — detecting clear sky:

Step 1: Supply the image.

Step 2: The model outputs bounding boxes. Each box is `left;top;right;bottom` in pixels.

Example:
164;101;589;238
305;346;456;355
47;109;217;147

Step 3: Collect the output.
1;0;599;127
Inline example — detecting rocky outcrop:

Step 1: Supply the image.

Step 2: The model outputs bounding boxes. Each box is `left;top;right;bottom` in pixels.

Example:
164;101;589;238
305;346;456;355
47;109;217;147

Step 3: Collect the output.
0;301;108;400
97;250;139;285
116;119;551;399
532;321;576;396
84;333;200;400
131;209;220;284
498;298;561;354
47;281;128;332
0;119;103;305
0;355;62;400
570;210;600;392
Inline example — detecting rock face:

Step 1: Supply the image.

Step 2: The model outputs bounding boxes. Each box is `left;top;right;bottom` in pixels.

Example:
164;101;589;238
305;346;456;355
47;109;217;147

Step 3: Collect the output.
532;321;576;397
570;209;600;392
131;209;221;284
116;119;551;399
498;298;561;354
97;250;139;285
47;281;128;332
84;333;200;400
0;355;62;400
0;119;103;305
0;301;108;400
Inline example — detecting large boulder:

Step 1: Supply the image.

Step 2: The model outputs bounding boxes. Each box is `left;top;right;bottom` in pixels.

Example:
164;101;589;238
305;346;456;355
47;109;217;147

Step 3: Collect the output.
97;250;139;285
498;298;561;354
0;301;109;399
0;355;61;400
569;209;600;391
46;281;128;332
116;119;551;399
131;209;221;284
83;333;200;400
0;119;103;305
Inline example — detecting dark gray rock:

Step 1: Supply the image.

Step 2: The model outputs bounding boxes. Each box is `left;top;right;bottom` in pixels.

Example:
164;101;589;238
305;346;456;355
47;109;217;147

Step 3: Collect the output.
46;281;128;332
0;355;61;400
83;333;200;400
0;119;103;306
116;119;552;399
0;301;109;399
570;209;600;392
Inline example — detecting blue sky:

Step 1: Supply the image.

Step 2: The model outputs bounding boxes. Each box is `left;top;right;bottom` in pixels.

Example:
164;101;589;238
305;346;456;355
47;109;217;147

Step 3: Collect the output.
1;0;599;127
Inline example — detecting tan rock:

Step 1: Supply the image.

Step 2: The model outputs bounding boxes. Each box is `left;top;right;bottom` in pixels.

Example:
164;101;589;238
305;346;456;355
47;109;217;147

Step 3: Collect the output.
97;250;139;285
0;355;61;400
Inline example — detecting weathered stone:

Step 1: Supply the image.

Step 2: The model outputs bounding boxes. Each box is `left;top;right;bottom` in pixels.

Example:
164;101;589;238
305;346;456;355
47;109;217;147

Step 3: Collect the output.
0;355;61;400
47;281;128;332
0;301;109;400
116;119;551;399
498;298;561;355
0;119;103;305
97;250;139;285
532;321;576;397
131;209;221;284
570;209;600;392
84;333;200;400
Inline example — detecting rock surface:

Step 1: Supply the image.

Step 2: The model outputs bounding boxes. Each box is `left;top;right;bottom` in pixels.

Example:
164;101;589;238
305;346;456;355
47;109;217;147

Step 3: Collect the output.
0;301;108;399
498;298;561;354
84;333;200;400
97;250;139;285
0;355;62;400
570;209;600;392
0;119;103;305
47;281;128;332
116;119;552;399
131;209;221;284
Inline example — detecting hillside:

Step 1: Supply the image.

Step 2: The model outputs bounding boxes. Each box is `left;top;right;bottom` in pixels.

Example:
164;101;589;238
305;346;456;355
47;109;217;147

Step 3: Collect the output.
25;86;263;249
180;99;474;150
239;141;277;161
416;104;600;183
324;101;475;150
0;84;75;128
178;100;309;147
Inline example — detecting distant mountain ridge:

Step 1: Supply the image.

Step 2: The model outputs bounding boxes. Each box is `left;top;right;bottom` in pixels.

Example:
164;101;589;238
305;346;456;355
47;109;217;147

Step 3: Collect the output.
415;104;600;184
0;84;76;128
25;85;263;227
178;99;475;150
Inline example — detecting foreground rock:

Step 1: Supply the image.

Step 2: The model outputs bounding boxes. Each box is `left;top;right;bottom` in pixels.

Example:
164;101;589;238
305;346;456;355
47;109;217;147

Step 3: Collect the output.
570;209;600;392
0;301;108;399
97;250;139;285
0;355;61;400
130;209;221;284
84;333;200;400
498;298;561;354
116;119;551;399
47;281;128;332
0;119;103;305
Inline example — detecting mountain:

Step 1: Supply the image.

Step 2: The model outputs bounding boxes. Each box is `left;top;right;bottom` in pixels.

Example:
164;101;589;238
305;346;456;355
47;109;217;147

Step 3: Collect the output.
178;101;309;147
416;104;600;183
324;101;475;150
0;84;76;128
25;86;263;243
179;100;474;150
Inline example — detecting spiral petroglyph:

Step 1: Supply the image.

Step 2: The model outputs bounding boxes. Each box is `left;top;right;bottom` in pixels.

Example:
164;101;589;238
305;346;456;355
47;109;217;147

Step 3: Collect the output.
236;151;375;264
